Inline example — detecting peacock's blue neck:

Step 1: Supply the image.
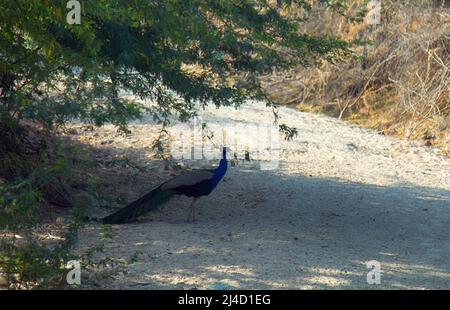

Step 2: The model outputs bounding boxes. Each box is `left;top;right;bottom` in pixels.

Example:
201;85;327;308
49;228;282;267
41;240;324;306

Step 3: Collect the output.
212;151;227;185
214;159;227;179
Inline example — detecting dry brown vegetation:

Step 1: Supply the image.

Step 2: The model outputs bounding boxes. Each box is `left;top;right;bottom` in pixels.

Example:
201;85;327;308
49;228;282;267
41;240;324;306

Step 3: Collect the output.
262;1;449;154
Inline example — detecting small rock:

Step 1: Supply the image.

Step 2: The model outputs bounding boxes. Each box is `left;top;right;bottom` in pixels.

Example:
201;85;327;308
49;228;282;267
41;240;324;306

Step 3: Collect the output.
347;143;358;151
174;162;185;170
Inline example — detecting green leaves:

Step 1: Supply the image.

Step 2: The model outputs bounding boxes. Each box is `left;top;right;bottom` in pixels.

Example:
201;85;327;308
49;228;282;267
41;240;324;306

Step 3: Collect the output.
0;0;354;132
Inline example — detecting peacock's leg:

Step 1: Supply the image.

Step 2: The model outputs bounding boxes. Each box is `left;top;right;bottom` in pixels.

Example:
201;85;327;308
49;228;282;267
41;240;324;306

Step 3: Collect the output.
192;197;198;222
186;197;198;222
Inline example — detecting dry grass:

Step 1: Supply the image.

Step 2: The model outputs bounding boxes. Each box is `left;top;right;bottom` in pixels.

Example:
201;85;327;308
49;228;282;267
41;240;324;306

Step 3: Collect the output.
261;1;449;155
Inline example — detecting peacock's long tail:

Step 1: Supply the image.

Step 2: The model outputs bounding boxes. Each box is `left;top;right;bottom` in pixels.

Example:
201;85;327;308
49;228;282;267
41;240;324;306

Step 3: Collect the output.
101;186;176;224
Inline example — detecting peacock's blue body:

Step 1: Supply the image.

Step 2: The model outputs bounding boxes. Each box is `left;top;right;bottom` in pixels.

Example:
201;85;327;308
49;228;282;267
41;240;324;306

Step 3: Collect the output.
101;147;228;224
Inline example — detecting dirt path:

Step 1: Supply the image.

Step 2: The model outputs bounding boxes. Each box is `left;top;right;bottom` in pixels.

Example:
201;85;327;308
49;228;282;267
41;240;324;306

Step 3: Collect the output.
78;101;450;289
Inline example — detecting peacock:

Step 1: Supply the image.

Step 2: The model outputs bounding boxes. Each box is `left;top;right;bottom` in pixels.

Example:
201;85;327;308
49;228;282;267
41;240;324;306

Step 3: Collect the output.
97;147;228;224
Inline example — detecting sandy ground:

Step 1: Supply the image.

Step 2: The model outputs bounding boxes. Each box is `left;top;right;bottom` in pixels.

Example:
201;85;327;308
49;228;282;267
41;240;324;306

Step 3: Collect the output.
77;101;450;289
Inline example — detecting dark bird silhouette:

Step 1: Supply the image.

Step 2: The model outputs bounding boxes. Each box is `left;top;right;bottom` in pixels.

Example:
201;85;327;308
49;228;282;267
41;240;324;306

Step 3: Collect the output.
99;147;228;224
